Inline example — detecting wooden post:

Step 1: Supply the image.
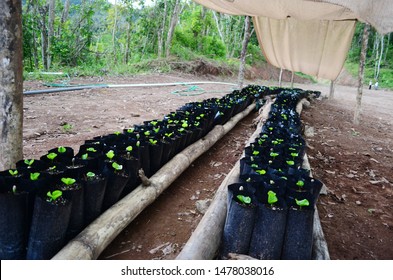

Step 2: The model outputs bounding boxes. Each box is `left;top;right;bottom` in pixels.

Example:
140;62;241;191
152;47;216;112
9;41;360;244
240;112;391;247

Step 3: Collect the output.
354;23;370;125
0;0;24;171
278;68;283;87
329;80;335;100
238;16;251;89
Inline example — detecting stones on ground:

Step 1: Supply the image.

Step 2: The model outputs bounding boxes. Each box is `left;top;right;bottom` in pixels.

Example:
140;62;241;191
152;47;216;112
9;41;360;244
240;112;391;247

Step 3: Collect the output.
304;125;315;137
196;199;212;214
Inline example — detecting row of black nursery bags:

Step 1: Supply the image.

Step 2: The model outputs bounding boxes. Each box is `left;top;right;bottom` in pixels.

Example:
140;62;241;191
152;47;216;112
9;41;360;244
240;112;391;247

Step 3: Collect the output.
219;88;323;260
0;85;262;260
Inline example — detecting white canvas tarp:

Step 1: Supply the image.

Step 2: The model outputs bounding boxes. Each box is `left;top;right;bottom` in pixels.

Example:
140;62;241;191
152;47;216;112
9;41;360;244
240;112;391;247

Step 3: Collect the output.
194;0;393;80
254;17;356;80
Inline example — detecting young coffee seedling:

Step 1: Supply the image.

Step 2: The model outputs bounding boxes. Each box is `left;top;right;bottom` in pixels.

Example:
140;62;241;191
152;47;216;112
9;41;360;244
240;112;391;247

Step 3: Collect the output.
267;190;278;206
30;172;40;181
47;190;63;202
61;177;76;186
295;198;310;209
236;194;252;205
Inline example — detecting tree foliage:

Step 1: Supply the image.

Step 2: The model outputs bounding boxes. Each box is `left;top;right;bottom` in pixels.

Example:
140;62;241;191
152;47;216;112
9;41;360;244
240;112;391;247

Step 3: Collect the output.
21;0;264;74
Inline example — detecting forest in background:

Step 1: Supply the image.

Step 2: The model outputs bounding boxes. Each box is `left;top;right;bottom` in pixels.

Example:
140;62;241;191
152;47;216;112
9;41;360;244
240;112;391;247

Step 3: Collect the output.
22;0;393;89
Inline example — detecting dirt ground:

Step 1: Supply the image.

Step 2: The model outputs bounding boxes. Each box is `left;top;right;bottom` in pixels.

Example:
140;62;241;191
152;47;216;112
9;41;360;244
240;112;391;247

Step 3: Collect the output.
21;71;393;260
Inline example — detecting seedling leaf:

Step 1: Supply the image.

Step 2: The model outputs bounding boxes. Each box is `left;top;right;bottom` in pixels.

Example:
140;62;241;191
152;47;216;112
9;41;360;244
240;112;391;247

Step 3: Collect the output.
61;177;76;186
267;190;278;205
236;195;251;204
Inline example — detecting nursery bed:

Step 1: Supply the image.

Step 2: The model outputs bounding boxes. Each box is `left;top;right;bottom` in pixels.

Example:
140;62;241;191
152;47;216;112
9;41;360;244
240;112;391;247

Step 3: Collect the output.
20;74;393;260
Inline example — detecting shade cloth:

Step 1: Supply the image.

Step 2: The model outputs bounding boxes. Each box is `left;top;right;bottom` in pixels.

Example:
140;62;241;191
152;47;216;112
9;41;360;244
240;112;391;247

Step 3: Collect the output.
194;0;392;80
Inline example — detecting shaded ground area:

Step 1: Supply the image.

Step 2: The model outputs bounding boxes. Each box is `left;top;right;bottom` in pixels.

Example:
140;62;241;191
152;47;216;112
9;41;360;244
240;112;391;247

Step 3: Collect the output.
22;72;393;260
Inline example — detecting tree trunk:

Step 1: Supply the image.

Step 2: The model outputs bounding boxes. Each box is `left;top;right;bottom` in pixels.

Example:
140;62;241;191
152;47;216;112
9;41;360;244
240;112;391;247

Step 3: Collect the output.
165;0;182;58
0;0;24;170
376;34;384;80
213;11;228;55
329;80;335;100
38;5;48;70
47;0;55;69
58;0;70;36
353;24;370;125
112;0;118;61
278;68;283;87
157;0;167;58
124;22;131;64
237;16;251;89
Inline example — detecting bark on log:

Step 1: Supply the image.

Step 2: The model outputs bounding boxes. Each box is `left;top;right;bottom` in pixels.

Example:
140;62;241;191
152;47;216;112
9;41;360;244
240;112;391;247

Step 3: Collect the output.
176;100;273;260
0;0;23;171
52;104;256;260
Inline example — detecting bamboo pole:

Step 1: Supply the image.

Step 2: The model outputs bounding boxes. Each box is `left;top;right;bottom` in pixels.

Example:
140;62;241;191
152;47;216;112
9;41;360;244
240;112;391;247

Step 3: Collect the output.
52;103;256;260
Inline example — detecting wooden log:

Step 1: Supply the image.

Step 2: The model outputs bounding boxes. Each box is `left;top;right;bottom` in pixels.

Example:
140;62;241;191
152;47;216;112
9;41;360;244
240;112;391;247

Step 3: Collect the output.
52;103;256;260
176;100;273;260
177;97;330;260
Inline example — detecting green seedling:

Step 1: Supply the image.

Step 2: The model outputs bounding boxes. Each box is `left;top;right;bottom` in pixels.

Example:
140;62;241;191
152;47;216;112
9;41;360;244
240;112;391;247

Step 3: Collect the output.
258;138;266;145
24;159;35;166
30;172;40;181
106;150;115;160
81;153;88;160
270;152;279;158
136;141;140;147
9;169;18;176
126;146;133;152
296;180;305;188
295;198;310;209
114;131;121;136
47;152;58;161
86;171;96;178
181;122;188;128
61;177;76;186
153;127;160;133
86;147;97;153
58;146;67;153
165;132;174;138
256;169;267;175
112;162;123;171
144;130;151;136
252;150;260;156
290;152;299;158
251;164;258;168
149;139;158;145
236;195;252;204
47;190;63;202
286;160;295;166
12;185;17;194
267;190;278;205
194;121;200;127
127;128;135;133
62;123;73;132
49;165;57;171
